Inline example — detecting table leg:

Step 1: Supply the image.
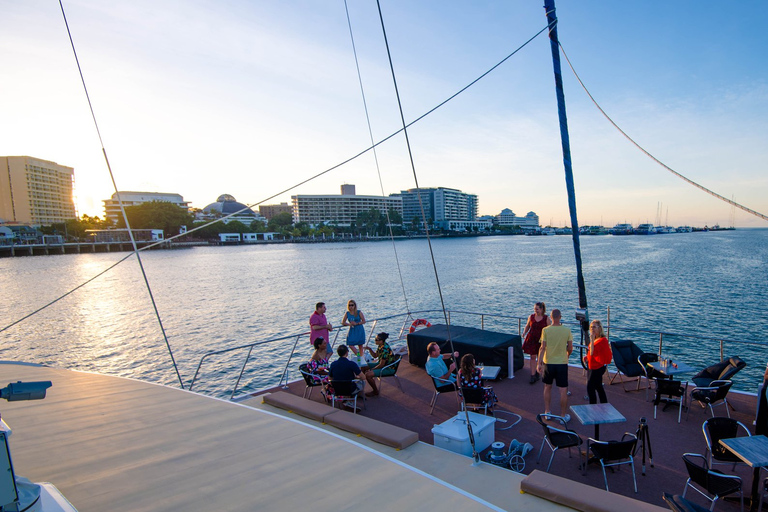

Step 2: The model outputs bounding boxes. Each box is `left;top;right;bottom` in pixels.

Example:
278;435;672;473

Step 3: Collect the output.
752;467;760;512
594;424;600;441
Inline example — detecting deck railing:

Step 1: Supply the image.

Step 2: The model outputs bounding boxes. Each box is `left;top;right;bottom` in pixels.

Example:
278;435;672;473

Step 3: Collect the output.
188;308;767;400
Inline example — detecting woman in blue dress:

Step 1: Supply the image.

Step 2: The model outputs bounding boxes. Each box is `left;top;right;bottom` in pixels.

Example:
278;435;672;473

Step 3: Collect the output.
341;299;366;358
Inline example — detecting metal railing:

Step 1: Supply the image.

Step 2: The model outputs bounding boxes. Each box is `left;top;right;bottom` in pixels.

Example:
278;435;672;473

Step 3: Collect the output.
189;308;768;400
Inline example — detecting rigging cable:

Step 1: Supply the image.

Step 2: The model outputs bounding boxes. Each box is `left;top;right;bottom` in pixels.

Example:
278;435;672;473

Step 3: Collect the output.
558;43;768;224
374;0;473;461
342;0;411;316
57;0;185;389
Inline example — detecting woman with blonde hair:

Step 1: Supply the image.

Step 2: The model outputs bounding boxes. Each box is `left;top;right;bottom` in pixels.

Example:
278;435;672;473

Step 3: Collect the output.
583;319;612;404
341;299;366;358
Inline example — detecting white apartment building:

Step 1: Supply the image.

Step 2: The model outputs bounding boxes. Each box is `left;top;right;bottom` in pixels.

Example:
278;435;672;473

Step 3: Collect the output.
395;187;478;227
292;185;402;227
103;191;190;224
0;156;77;225
495;208;540;228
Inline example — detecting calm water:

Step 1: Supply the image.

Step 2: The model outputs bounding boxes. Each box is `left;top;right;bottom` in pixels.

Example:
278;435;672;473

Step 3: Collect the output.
1;229;766;397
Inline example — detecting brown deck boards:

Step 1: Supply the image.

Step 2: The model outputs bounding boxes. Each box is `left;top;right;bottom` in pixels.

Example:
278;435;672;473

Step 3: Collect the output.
263;359;759;511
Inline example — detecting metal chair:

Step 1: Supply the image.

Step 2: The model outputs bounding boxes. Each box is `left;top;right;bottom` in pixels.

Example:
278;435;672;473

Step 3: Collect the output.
688;380;733;420
372;357;403;393
460;386;492;415
609;340;646;392
681;453;743;512
327;379;365;413
662;492;713;512
587;433;639;493
428;375;458;415
298;363;324;399
654;377;688;423
638;352;664;401
536;413;583;473
757;475;768;512
702;417;751;469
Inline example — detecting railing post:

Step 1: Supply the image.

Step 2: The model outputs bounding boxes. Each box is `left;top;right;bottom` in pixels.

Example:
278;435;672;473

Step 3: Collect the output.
658;333;663;356
278;334;303;389
518;318;522;337
231;345;255;400
481;314;484;330
720;340;724;361
607;306;610;341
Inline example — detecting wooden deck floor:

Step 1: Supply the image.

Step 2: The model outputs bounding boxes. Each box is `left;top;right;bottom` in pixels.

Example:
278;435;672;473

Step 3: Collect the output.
0;362;568;512
262;357;760;511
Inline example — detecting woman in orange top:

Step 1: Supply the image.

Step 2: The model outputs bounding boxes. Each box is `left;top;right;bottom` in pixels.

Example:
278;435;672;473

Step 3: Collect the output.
583;319;612;404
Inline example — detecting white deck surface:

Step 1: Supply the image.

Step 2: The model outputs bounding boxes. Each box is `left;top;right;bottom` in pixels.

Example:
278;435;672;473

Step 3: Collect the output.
0;363;569;512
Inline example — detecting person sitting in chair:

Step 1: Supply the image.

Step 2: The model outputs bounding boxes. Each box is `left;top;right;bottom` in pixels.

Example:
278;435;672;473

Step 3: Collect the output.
329;344;379;398
365;332;397;377
457;353;498;409
425;341;459;386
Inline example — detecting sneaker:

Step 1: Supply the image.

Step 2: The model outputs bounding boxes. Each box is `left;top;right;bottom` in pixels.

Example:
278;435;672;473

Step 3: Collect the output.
529;375;537;384
563;414;571;423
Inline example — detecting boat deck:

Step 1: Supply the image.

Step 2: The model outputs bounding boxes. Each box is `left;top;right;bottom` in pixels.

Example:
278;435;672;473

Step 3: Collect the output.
260;356;759;511
0;362;566;512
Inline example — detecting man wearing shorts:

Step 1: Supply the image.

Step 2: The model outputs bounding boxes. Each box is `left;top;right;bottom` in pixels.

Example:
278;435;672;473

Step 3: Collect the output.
536;309;573;422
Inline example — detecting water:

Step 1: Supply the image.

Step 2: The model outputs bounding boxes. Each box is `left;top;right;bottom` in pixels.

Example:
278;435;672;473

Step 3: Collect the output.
1;229;766;398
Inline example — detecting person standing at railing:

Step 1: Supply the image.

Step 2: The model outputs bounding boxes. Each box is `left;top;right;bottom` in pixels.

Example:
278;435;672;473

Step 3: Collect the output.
583;319;612;404
341;299;366;360
522;302;552;385
537;309;573;422
309;302;333;346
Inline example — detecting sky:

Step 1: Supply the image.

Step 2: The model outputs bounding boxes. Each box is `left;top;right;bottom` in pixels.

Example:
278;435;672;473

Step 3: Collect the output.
1;1;767;228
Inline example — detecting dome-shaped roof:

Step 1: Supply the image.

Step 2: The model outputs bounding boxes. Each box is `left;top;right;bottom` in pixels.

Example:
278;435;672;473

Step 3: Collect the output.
203;194;256;217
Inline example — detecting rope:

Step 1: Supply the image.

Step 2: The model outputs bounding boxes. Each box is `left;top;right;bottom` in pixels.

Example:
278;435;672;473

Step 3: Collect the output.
558;42;768;223
56;0;184;389
342;0;411;315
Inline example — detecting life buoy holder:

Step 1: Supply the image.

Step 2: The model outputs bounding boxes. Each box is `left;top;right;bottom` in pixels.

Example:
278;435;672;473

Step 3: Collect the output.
409;318;432;333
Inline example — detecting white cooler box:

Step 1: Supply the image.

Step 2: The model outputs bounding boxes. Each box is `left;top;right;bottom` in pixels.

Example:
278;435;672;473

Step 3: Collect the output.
431;411;495;457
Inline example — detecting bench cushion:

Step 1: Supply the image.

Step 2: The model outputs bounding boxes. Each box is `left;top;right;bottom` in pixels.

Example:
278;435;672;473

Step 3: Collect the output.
261;391;337;422
324;409;419;450
520;470;667;512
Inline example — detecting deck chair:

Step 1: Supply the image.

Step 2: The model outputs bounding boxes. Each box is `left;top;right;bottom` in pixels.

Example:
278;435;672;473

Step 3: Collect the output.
688;380;733;420
609;340;646;392
662;492;713;512
460;386;492;416
429;375;458;415
702;417;751;469
692;357;746;388
298;363;324;399
638;352;664;400
536;413;583;473
372;357;403;393
653;377;688;423
588;433;638;493
682;453;743;512
327;379;365;413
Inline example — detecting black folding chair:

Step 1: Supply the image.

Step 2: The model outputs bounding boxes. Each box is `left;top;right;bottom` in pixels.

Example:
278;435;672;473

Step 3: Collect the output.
654;377;688;423
588;433;639;493
702;417;751;469
610;340;646;392
689;380;733;420
298;363;324;399
681;453;743;512
536;413;583;473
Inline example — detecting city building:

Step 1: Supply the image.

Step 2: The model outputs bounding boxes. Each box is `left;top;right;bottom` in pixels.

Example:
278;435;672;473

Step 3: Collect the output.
394;187;478;229
103;191;190;225
201;194;263;224
259;202;292;220
0;156;77;225
495;208;540;229
292;185;402;227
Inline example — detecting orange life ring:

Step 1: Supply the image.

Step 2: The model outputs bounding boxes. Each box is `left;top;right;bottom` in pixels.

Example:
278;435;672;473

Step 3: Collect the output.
409;318;432;333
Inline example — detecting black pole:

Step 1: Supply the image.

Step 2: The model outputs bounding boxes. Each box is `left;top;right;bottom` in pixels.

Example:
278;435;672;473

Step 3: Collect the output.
543;0;589;329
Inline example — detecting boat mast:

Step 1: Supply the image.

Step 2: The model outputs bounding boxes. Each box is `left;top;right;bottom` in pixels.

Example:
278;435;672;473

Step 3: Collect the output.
543;0;589;329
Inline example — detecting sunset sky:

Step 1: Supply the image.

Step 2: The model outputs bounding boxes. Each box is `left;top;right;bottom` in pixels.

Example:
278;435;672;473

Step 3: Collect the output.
2;1;767;227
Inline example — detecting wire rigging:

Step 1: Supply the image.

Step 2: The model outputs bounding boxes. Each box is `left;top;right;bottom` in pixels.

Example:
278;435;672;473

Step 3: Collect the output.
558;42;768;224
57;0;184;389
342;0;411;315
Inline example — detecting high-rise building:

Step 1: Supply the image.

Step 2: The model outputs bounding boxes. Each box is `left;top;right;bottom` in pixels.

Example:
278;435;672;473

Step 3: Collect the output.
394;187;478;228
259;202;292;220
103;191;190;224
292;185;402;226
0;156;77;225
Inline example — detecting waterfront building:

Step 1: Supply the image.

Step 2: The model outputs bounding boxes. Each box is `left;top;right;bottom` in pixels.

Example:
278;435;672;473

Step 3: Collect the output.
104;191;190;225
394;187;478;229
292;185;402;227
0;156;77;225
259;202;291;220
200;194;264;224
494;208;540;229
85;228;164;242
